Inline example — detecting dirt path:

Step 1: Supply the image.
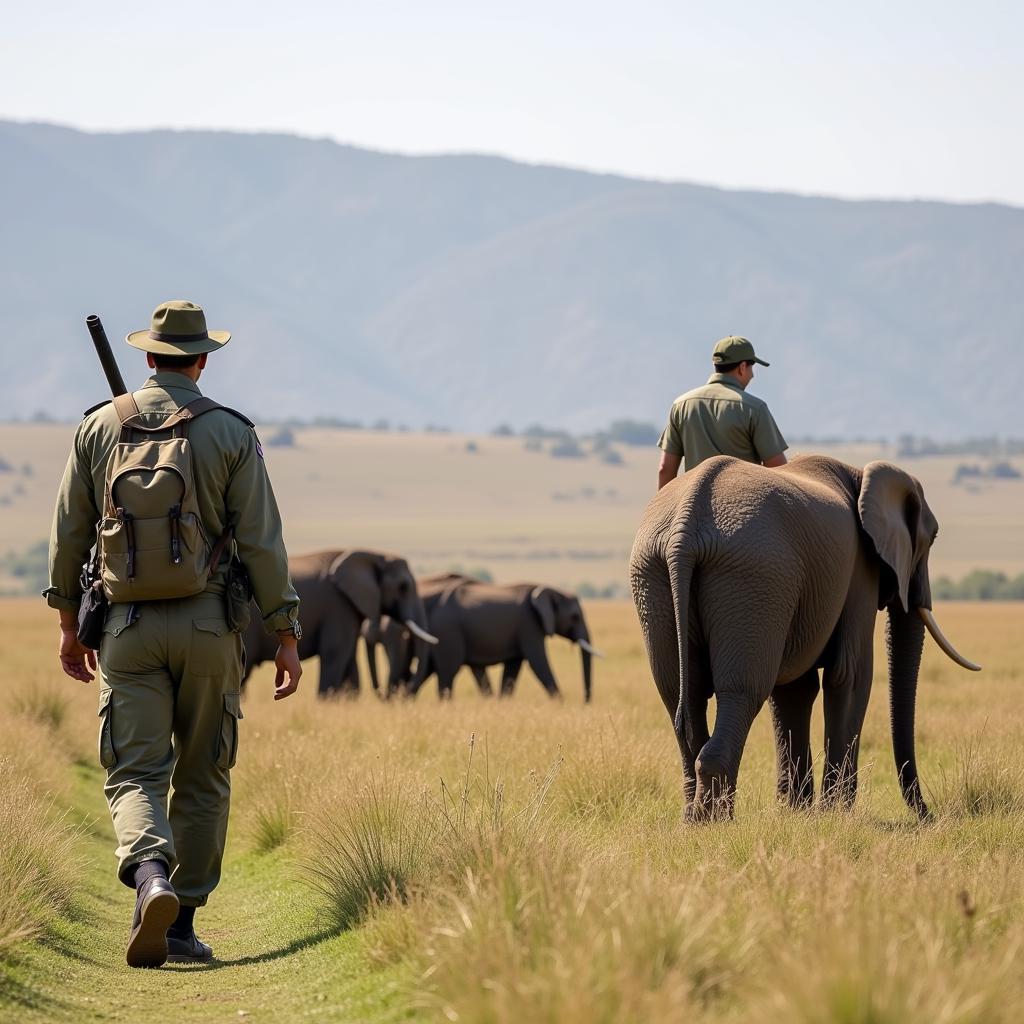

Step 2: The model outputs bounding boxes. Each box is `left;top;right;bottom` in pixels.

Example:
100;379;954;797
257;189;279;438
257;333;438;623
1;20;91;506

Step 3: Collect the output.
0;763;410;1023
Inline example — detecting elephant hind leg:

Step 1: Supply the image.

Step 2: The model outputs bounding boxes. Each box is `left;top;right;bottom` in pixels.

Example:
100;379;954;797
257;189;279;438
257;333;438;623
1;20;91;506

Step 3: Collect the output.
499;659;523;697
692;688;762;821
769;670;820;809
470;666;494;696
692;641;780;821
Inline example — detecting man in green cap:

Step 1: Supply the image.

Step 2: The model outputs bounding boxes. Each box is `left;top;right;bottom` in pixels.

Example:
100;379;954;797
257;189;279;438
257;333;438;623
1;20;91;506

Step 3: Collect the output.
656;335;788;488
45;300;302;968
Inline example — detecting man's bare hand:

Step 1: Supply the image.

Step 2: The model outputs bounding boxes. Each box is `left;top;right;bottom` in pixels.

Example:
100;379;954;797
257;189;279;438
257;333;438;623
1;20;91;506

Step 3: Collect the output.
274;638;302;700
60;628;96;683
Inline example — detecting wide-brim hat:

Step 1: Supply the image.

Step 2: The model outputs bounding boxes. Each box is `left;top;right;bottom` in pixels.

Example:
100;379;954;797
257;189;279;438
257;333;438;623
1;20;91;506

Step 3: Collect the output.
126;300;231;356
712;335;769;367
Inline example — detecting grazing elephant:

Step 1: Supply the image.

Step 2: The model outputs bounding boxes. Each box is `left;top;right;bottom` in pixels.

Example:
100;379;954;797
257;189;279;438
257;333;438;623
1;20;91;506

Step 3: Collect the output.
629;454;980;821
408;579;601;701
242;549;437;698
358;614;436;696
372;575;499;697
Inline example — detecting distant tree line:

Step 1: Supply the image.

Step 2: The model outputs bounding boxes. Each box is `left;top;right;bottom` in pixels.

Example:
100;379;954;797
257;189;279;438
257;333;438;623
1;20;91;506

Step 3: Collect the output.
897;435;1024;458
933;570;1024;600
0;539;49;596
492;419;660;446
5;414;1024;460
952;462;1021;485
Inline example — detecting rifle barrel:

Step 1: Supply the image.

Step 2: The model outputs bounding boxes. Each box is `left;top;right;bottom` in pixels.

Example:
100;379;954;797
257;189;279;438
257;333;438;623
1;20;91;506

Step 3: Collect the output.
86;314;128;397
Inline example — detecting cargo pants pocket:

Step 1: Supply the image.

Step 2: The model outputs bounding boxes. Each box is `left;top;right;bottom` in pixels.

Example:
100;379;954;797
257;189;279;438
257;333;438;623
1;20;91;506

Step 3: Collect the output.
216;692;243;770
97;689;117;769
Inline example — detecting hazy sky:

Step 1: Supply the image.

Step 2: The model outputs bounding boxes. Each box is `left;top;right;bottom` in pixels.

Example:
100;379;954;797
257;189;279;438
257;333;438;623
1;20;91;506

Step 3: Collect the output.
3;1;1021;205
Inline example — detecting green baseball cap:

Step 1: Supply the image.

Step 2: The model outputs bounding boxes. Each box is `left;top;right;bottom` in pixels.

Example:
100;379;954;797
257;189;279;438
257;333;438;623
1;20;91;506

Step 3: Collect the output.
126;300;231;356
712;335;769;367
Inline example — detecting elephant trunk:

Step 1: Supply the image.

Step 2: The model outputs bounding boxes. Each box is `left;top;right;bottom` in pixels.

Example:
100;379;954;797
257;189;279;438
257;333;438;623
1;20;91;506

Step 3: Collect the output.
886;604;929;819
580;645;592;703
403;595;435;693
574;625;595;703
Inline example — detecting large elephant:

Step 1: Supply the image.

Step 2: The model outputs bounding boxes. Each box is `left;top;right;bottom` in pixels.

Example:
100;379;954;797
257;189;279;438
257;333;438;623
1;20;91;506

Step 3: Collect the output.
242;549;437;698
408;579;600;701
629;454;980;821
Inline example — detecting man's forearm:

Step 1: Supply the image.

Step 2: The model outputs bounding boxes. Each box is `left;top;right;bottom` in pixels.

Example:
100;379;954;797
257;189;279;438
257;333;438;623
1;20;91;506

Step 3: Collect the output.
657;451;683;490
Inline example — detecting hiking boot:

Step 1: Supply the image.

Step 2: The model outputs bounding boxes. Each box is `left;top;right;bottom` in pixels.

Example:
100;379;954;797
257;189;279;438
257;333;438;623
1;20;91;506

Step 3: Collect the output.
126;876;179;968
166;930;214;963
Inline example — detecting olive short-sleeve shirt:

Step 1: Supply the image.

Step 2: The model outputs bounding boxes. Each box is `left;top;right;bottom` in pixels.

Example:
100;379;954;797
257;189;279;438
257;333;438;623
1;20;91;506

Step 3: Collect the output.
658;373;788;473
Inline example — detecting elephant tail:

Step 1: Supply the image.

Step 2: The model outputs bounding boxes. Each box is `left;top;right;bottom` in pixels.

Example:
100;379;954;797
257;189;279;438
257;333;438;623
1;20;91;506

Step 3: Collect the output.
668;544;698;745
630;532;696;733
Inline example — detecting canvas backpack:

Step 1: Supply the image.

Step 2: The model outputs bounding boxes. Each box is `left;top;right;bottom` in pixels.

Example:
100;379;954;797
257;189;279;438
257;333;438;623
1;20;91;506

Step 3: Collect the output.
97;393;236;603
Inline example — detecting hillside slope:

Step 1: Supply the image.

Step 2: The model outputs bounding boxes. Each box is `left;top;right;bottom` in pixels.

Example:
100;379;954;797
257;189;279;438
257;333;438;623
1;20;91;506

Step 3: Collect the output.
1;121;1020;435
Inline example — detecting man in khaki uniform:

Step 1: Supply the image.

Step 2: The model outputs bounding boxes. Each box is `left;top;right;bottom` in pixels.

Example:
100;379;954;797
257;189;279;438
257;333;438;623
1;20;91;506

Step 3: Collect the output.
46;300;302;967
657;335;788;489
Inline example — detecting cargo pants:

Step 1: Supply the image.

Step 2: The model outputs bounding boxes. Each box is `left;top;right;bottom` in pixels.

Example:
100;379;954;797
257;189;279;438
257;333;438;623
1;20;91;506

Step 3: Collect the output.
97;590;243;907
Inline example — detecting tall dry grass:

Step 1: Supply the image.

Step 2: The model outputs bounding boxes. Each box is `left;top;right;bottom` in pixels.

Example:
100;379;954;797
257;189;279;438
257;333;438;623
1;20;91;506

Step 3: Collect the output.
0;759;79;951
0;617;83;952
269;601;1024;1022
300;736;562;930
3;597;1022;1021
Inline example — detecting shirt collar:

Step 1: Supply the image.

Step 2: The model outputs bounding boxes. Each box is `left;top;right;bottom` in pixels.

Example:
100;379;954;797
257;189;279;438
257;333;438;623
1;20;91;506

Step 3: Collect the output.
142;372;203;396
707;373;746;392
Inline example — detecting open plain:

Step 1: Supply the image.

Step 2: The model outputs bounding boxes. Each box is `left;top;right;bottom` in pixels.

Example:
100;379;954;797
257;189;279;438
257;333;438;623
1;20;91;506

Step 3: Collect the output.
2;593;1023;1022
2;423;1024;593
2;421;1023;1021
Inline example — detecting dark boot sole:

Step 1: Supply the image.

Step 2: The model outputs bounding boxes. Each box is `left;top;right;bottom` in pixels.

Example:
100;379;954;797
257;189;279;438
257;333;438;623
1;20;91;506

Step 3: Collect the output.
126;888;179;968
166;951;213;964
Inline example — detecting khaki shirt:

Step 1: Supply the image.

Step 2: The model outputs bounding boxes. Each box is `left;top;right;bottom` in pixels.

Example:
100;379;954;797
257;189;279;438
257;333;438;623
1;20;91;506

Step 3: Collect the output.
658;373;788;473
45;372;299;632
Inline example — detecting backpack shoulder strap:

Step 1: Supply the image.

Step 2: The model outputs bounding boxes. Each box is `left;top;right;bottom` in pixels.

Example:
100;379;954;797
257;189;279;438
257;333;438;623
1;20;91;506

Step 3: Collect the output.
159;398;254;429
218;406;256;429
161;397;222;430
112;392;142;425
168;400;257;430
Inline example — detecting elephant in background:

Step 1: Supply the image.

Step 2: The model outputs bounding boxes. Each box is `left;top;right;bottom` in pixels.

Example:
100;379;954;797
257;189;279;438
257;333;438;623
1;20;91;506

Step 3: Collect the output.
630;454;980;821
242;549;437;698
408;578;601;701
374;574;500;696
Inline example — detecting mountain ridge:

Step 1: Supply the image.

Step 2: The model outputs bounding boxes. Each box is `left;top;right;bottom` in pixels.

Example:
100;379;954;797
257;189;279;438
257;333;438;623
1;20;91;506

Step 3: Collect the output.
1;120;1019;437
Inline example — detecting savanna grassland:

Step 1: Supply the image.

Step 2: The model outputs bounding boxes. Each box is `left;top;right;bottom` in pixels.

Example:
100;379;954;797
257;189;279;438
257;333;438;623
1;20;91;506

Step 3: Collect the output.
2;595;1023;1023
3;424;1024;595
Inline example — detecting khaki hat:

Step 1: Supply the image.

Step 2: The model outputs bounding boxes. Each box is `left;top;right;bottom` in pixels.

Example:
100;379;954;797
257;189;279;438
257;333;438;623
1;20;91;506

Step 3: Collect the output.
712;335;769;367
126;300;231;356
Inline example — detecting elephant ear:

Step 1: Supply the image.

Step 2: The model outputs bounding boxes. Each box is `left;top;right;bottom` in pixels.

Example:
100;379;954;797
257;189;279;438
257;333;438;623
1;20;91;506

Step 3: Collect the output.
530;586;557;636
328;551;383;623
858;462;924;612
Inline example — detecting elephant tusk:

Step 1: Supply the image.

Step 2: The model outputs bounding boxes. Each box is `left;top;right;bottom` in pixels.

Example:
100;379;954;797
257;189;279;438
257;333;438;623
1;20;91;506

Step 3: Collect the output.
405;620;440;646
577;639;605;659
918;608;981;672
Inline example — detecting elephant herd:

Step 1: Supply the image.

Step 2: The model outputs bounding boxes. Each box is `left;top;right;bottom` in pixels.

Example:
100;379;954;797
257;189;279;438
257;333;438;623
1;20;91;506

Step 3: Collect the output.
241;551;599;702
244;452;983;826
